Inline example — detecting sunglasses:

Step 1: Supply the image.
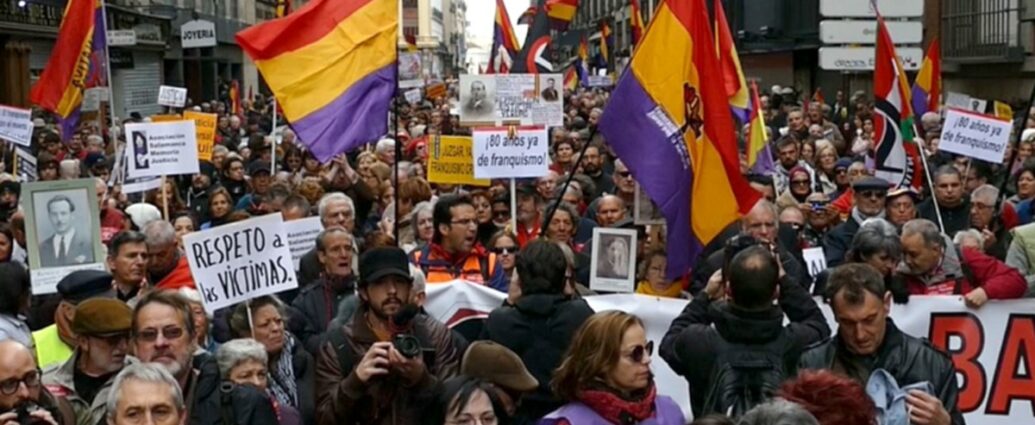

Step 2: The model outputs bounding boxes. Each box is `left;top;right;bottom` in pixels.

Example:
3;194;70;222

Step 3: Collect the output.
492;246;518;255
858;190;885;199
617;171;633;179
625;341;654;363
135;325;185;342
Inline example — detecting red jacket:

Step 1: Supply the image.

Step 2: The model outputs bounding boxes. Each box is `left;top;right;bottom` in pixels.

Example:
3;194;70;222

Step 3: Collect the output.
155;256;196;290
904;247;1026;299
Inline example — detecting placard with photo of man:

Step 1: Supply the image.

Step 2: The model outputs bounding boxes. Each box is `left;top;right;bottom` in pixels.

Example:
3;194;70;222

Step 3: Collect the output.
23;179;105;294
589;228;638;293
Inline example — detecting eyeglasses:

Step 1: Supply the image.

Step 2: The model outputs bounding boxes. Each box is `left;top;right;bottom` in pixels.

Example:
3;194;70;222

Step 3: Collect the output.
625;341;654;363
492;246;518;255
450;218;478;227
135;325;185;342
0;369;41;395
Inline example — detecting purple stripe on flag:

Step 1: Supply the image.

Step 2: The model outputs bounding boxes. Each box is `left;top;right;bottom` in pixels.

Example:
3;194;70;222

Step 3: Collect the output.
292;64;395;163
911;85;929;119
599;71;701;279
750;143;775;176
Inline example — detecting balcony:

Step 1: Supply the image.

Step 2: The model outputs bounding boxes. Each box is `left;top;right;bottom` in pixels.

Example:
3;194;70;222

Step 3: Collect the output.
942;0;1024;63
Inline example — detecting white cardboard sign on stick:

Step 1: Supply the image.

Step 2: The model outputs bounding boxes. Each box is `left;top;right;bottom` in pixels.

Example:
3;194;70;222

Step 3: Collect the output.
938;108;1012;164
183;214;298;314
284;216;324;270
472;126;549;179
0;105;33;147
125;121;199;179
157;85;188;108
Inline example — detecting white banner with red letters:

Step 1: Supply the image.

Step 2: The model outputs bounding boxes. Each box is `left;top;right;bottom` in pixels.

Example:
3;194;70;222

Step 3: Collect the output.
424;281;1035;423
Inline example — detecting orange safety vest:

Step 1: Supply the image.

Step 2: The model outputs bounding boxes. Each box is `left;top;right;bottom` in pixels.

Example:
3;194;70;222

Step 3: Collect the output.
411;245;497;284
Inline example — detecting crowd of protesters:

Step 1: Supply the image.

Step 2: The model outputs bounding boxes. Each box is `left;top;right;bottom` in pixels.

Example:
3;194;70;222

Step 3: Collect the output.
4;79;1034;425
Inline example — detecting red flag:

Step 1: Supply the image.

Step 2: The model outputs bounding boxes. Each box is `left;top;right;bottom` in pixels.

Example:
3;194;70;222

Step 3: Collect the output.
873;7;922;190
230;80;241;116
629;0;644;46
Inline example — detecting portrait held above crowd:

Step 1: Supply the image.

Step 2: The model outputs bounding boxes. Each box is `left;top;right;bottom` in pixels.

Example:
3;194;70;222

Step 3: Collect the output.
5;0;1035;424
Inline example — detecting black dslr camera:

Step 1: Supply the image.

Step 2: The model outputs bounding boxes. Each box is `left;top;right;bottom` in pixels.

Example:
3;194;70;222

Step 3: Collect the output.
391;304;422;359
15;403;48;425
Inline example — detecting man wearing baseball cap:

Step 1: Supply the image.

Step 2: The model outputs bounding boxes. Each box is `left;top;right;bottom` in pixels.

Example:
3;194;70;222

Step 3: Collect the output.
43;298;134;425
315;246;460;425
33;270;115;370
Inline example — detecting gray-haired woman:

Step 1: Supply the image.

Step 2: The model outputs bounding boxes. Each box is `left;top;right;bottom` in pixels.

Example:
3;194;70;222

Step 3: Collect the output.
217;339;301;425
229;297;315;424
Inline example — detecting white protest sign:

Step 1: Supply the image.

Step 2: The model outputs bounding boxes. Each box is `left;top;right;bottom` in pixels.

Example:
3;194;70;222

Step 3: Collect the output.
121;177;162;194
0;105;33;147
938;108;1012;164
184;214;297;314
157;85;188;108
459;74;564;127
284;216;323;270
802;247;827;279
472;126;549;179
587;75;613;87
425;282;1035;423
946;92;972;110
125;121;200;179
15;148;36;182
404;88;422;105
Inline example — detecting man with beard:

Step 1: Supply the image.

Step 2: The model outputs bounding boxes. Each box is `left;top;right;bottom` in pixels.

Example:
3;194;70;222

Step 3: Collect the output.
291;227;358;354
316;247;460;425
42;299;134;425
131;291;276;425
0;341;72;425
410;194;506;289
185;162;216;222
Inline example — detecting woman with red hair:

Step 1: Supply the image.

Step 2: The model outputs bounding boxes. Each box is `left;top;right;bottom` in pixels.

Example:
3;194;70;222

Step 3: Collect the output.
779;370;877;425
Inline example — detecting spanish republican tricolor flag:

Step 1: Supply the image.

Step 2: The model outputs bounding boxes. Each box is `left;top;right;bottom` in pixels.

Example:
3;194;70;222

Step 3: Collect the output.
545;0;579;31
714;0;748;123
599;0;760;278
911;38;941;118
488;0;520;74
237;0;397;162
30;0;103;123
563;66;578;91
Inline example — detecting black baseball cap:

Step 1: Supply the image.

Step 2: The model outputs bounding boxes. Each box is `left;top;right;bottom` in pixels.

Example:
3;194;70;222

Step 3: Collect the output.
359;247;412;286
248;160;272;176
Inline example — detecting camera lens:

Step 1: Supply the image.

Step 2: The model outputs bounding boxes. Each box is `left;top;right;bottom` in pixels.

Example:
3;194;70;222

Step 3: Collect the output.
392;334;421;359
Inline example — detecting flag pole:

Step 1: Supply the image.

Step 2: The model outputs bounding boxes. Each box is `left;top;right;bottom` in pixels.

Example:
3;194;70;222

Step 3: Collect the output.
393;50;401;244
271;97;278;173
99;0;117;144
915;141;945;233
540;125;600;239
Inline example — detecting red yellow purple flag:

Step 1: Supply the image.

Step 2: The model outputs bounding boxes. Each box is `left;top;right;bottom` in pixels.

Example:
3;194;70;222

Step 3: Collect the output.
488;0;521;74
30;0;102;123
630;0;645;46
714;0;748;122
911;38;941;118
599;0;761;277
237;0;397;162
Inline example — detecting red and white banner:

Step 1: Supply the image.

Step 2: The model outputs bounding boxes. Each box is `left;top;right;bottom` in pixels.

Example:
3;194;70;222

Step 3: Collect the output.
425;281;1035;423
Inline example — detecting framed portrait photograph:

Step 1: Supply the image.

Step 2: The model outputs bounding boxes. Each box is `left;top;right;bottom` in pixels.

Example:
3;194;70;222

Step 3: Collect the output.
634;182;665;225
589;227;638;293
23;179;105;294
458;74;497;126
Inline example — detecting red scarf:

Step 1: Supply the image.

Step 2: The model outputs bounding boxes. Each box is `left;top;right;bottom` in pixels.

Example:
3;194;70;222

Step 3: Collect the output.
577;384;657;424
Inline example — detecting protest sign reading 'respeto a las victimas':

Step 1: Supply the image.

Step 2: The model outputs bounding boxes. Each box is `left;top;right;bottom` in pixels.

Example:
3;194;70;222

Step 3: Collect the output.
183;213;297;314
938;107;1012;164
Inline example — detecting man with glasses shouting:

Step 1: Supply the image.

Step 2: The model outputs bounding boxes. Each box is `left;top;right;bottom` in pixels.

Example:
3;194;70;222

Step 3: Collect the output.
131;292;277;425
411;194;506;290
824;176;891;267
0;340;73;425
42;298;134;425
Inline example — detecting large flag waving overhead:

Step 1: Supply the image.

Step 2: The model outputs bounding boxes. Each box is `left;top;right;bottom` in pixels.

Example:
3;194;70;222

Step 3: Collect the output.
237;0;397;162
30;0;106;135
872;9;923;190
714;0;748;123
544;0;579;31
912;38;941;118
599;0;761;278
488;0;521;74
512;0;553;73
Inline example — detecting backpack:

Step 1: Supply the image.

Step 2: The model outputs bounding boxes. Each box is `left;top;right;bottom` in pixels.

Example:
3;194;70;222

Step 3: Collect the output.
701;333;797;418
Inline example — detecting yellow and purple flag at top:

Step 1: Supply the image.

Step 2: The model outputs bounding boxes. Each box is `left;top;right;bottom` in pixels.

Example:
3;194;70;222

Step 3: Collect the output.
599;0;761;278
237;0;397;163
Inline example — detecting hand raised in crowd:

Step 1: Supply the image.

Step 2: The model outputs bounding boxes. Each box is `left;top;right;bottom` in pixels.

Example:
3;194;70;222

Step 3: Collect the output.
387;344;426;386
354;341;392;383
0;409;59;425
980;228;997;251
964;287;990;308
704;270;724;300
906;390;951;425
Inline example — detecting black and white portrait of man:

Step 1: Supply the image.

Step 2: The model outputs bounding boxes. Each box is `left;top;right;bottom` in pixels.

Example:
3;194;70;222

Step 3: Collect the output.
590;228;637;292
34;190;95;267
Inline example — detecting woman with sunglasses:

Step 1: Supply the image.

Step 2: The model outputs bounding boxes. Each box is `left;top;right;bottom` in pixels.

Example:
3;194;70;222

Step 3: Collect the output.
489;232;519;285
776;166;814;211
543;311;685;425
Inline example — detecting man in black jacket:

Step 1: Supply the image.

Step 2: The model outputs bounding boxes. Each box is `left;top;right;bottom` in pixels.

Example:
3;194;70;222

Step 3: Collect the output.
662;245;830;417
691;200;810;294
482;241;594;425
799;264;962;425
291;227;357;354
824;176;890;267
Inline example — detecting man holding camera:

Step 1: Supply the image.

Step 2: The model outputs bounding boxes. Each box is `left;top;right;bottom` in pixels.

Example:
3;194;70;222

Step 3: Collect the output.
315;247;460;425
0;341;73;425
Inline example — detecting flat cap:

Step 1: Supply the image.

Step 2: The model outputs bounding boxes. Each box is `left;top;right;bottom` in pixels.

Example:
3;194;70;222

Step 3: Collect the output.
852;176;891;192
57;269;114;304
72;298;132;336
461;341;538;392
